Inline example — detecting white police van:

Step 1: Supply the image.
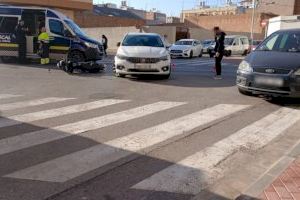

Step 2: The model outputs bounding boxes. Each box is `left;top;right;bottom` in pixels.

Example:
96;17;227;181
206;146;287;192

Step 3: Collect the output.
0;5;104;69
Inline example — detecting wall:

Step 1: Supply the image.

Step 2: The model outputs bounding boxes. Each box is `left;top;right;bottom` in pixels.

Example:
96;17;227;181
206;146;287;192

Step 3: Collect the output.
142;26;177;43
82;26;178;51
74;11;145;28
295;0;300;14
185;12;275;40
189;27;214;41
258;0;295;16
82;27;140;51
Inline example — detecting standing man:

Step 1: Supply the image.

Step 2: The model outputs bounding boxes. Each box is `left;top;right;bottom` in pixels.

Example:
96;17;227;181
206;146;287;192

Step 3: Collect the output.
213;26;226;80
15;20;28;64
38;25;50;65
102;35;108;56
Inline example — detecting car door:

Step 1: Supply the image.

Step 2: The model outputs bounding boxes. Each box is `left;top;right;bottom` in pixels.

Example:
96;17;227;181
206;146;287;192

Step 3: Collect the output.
48;18;72;60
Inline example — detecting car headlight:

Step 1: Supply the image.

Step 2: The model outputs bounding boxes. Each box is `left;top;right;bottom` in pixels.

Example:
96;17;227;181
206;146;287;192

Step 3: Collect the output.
238;61;253;73
116;54;128;60
159;55;169;61
295;68;300;76
184;49;189;53
84;42;98;49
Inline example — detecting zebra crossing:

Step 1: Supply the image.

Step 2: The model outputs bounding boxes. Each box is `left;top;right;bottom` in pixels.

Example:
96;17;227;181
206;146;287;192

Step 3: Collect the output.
0;93;299;197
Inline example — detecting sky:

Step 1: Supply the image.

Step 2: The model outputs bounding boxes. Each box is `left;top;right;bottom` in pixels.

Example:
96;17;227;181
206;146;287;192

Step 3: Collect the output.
92;0;240;17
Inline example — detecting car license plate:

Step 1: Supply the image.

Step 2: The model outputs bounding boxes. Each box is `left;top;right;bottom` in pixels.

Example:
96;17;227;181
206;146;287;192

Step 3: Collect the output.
255;76;284;87
135;64;151;69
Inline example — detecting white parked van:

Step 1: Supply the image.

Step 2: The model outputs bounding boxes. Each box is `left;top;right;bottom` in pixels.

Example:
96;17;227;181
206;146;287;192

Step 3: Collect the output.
224;35;249;56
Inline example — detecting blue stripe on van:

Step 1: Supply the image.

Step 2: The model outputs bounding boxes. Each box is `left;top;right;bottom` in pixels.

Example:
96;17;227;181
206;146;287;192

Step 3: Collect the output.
47;10;59;19
0;7;22;15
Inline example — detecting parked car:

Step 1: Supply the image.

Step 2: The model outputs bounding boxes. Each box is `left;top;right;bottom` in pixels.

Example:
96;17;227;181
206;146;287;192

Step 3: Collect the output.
224;35;250;56
114;33;171;79
169;39;203;58
237;29;300;98
202;40;216;57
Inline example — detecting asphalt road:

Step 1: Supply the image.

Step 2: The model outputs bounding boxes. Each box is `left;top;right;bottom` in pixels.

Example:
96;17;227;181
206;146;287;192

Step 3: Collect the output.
0;56;299;200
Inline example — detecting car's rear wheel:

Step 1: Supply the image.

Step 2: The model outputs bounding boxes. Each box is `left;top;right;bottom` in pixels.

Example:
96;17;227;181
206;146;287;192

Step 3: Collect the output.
242;50;248;56
225;50;232;57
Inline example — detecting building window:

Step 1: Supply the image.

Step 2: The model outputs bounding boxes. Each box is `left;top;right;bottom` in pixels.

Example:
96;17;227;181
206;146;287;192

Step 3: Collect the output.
49;19;64;36
0;17;19;34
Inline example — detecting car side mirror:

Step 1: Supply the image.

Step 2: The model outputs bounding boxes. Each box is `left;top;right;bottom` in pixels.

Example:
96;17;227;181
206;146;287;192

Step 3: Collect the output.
117;42;121;47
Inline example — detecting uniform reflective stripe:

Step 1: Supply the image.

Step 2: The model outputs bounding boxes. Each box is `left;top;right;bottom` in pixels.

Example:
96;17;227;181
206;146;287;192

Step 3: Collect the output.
0;43;18;48
50;46;69;51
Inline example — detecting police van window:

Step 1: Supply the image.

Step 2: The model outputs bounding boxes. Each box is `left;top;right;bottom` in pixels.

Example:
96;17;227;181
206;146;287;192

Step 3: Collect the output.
0;17;18;34
49;19;64;36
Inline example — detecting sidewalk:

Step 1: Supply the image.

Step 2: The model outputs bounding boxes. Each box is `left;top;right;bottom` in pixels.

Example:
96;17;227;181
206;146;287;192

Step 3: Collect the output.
260;157;300;200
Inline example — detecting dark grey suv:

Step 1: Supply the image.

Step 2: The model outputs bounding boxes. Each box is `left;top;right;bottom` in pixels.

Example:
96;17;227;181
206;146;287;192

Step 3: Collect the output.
237;29;300;98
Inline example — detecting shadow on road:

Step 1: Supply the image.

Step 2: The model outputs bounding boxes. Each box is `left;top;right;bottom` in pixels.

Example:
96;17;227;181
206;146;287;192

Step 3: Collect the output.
0;113;252;200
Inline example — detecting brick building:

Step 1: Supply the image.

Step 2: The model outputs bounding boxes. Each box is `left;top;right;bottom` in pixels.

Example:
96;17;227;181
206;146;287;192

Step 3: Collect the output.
184;10;275;40
0;0;92;19
75;5;145;28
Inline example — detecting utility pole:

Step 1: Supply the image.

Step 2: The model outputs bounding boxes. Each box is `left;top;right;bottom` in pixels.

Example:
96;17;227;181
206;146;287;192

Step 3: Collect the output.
250;0;258;46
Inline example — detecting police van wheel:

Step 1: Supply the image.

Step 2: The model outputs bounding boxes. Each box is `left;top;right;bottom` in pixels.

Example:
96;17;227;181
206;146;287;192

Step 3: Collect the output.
69;50;85;63
1;56;14;63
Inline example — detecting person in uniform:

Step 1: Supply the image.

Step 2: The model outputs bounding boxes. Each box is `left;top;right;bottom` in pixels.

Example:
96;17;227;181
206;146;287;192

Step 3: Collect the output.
213;26;226;80
15;20;28;64
38;25;50;65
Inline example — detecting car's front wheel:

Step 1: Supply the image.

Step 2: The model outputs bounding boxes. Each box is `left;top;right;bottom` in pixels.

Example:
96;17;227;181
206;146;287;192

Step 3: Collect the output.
160;73;171;79
199;50;203;57
189;51;193;59
238;88;253;96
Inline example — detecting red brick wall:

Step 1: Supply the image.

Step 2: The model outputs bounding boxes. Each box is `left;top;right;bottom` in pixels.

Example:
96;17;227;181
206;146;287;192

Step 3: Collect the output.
184;12;275;40
74;11;146;28
295;0;300;14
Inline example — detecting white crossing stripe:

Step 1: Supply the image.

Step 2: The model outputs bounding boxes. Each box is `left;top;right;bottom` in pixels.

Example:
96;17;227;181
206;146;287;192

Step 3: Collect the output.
0;99;129;128
0;101;185;156
0;94;22;100
4;104;249;182
0;97;73;111
132;107;300;195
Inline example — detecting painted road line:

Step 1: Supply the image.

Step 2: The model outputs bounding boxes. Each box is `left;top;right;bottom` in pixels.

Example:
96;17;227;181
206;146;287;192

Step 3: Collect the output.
4;104;249;182
0;99;129;128
0;97;74;111
132;107;300;195
0;94;22;100
0;101;185;156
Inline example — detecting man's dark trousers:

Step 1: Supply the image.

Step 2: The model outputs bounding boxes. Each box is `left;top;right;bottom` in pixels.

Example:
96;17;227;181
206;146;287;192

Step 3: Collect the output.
215;53;224;76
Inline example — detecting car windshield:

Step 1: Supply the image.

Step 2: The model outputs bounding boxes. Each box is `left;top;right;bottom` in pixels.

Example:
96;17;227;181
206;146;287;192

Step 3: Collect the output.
175;41;193;46
224;38;234;45
122;34;164;47
64;20;88;38
257;31;300;52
